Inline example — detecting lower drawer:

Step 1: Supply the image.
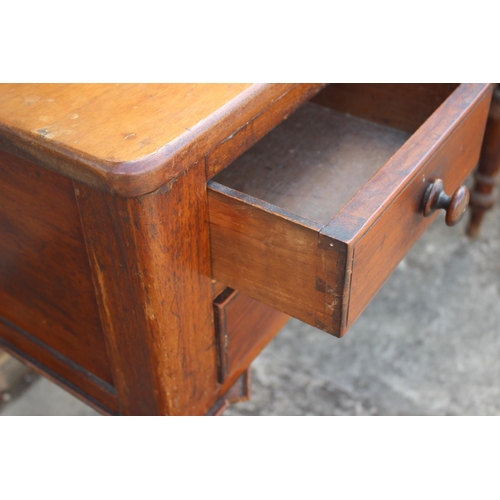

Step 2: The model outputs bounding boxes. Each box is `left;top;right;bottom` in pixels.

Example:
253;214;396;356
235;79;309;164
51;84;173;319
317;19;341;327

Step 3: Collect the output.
214;288;289;385
208;83;492;337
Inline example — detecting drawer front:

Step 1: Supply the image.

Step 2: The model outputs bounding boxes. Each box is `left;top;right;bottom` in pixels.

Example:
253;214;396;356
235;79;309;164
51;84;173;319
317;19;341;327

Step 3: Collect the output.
214;288;289;387
322;83;493;333
208;84;493;338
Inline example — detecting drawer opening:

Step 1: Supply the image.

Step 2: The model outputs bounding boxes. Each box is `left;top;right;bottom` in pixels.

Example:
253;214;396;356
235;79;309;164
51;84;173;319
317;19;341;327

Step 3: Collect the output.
212;84;459;226
208;84;491;337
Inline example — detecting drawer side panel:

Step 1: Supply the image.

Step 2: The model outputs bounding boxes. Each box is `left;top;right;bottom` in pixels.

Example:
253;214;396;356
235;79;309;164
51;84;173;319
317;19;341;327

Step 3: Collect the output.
208;185;348;334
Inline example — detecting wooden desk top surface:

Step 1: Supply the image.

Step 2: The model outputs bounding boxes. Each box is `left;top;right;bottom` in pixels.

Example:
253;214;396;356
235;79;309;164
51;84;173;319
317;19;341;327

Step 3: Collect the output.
0;83;319;197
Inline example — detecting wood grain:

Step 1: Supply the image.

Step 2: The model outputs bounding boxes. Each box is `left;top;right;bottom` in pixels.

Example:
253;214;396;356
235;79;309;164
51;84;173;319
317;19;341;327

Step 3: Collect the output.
214;288;289;387
209;83;492;337
212;280;228;299
0;84;323;197
0;149;114;385
324;84;493;241
0;84;249;163
0;319;117;414
206;84;326;178
342;86;491;331
1;82;492;415
75;161;220;415
214;102;409;224
312;84;460;133
208;184;344;332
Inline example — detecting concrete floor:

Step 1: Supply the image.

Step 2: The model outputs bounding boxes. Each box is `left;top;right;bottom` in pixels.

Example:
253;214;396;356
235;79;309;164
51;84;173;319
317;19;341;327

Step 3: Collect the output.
1;201;499;416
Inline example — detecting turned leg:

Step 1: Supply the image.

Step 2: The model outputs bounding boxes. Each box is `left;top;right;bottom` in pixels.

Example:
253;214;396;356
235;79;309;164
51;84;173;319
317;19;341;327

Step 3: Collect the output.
467;86;500;237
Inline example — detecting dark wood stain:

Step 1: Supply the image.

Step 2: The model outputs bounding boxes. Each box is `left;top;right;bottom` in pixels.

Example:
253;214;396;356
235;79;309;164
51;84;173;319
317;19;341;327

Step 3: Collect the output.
75;162;220;415
0;318;117;414
468;86;500;237
312;83;460;133
209;84;492;337
213;102;409;225
0;150;114;387
0;83;494;415
214;288;289;386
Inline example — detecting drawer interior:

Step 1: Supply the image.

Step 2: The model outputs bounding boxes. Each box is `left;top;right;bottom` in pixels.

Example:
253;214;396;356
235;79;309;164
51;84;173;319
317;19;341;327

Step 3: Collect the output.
213;84;459;225
208;83;490;337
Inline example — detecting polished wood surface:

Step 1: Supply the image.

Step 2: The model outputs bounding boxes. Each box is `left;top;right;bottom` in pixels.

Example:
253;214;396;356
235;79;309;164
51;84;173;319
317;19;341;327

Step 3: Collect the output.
325;84;492;332
422;180;470;227
209;184;327;328
0;83;494;415
0;149;116;412
75;162;219;415
0;84;250;163
468;86;500;237
0;84;322;197
209;84;492;337
0;83;326;414
214;288;289;387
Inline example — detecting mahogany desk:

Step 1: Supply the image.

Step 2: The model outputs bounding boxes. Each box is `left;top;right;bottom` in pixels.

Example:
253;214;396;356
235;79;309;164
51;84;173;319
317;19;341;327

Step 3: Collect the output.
0;84;494;415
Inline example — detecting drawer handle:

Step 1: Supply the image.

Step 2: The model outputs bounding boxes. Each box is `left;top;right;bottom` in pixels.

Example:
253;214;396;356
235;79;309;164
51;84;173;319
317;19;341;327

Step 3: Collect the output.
422;179;470;226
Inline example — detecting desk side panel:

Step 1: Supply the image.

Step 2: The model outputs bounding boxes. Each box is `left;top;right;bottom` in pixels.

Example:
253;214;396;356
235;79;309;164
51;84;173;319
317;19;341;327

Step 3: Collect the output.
0;150;116;408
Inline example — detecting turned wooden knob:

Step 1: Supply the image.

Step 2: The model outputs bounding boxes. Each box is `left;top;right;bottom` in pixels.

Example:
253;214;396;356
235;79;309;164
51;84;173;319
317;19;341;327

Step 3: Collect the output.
422;179;470;226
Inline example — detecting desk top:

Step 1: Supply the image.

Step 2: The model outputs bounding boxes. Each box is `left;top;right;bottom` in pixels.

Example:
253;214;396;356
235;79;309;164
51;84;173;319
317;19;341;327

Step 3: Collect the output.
0;83;317;196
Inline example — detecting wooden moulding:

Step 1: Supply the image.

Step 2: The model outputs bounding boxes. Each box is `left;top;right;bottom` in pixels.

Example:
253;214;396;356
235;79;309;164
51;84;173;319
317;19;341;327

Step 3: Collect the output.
208;83;493;337
0;322;118;414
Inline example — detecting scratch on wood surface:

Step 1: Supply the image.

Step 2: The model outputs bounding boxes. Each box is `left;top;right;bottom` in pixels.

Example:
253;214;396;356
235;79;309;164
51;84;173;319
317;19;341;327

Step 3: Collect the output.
36;128;53;139
315;277;336;295
24;95;41;105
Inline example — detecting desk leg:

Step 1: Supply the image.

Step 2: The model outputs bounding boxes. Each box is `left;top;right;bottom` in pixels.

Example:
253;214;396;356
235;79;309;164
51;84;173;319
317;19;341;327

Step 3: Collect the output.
75;161;220;415
468;86;500;238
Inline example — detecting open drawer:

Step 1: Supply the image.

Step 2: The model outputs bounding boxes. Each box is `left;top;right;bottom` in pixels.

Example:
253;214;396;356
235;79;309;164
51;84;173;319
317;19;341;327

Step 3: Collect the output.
208;84;492;337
